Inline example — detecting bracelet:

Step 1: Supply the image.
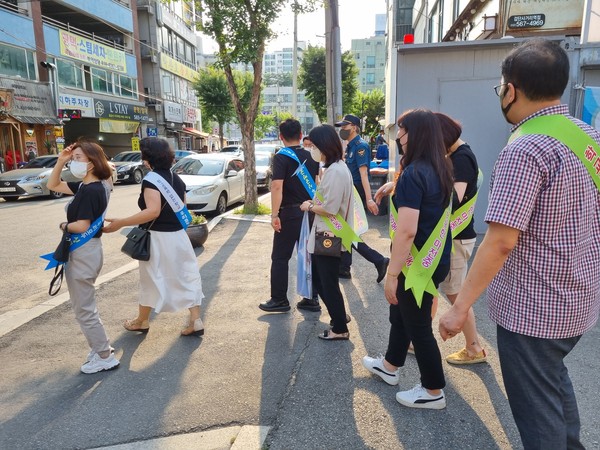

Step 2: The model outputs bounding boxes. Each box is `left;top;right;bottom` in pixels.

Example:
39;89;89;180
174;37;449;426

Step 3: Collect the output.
308;203;314;211
387;271;399;278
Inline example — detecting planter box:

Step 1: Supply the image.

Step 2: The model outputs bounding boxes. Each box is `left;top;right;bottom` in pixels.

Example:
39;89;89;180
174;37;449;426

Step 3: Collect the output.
186;223;208;248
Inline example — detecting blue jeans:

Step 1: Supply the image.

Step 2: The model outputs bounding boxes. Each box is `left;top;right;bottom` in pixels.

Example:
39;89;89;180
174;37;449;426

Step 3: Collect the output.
497;326;584;450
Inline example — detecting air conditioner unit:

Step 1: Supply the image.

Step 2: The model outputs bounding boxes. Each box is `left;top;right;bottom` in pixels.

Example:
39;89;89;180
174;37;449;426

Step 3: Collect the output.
154;104;162;111
145;4;154;14
150;55;158;64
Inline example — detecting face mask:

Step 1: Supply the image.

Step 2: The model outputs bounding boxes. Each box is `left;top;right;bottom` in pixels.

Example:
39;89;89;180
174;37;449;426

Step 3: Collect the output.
70;160;90;179
395;138;404;155
339;128;351;141
500;87;517;124
310;146;322;163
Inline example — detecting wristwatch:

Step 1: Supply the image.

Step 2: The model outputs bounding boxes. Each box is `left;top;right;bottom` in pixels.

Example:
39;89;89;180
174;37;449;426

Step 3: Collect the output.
308;203;314;211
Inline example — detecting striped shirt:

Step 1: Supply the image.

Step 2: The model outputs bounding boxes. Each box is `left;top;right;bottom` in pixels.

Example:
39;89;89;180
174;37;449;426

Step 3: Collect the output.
485;105;600;339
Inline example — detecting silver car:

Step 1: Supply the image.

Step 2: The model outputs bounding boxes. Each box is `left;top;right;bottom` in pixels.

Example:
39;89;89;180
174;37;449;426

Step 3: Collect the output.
0;156;80;201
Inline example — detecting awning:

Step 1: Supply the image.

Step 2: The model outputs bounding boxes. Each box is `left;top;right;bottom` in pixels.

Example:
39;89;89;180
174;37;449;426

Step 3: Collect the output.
181;127;209;138
99;118;140;133
10;115;61;125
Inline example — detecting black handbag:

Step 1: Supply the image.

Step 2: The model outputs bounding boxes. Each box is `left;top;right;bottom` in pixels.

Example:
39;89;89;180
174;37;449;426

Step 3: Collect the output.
121;226;151;261
48;228;71;296
314;232;342;258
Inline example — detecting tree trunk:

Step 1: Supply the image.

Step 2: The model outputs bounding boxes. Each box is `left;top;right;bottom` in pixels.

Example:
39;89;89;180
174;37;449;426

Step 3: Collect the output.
218;123;224;150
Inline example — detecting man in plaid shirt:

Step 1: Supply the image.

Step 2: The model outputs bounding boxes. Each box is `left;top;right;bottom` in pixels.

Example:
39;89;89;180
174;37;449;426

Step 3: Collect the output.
440;39;600;449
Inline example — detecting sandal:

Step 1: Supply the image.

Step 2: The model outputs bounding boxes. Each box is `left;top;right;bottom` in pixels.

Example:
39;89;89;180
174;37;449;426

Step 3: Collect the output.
123;318;150;333
318;329;349;341
181;318;204;337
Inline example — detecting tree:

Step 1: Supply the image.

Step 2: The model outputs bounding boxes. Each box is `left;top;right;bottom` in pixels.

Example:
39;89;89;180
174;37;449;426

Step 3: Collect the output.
298;46;359;123
197;0;316;212
350;89;386;141
193;66;235;146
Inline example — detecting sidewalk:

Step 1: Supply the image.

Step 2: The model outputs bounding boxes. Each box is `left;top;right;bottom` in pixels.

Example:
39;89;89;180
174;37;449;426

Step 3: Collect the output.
0;212;598;449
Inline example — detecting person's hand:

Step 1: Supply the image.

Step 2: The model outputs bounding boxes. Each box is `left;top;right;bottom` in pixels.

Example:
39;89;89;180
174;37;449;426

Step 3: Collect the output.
374;182;394;205
367;199;379;215
102;218;123;233
384;274;398;305
57;144;75;164
438;305;469;341
271;216;281;233
300;200;312;212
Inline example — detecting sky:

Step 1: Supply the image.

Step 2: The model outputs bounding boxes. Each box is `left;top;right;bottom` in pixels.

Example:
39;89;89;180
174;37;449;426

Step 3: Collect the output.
201;0;387;54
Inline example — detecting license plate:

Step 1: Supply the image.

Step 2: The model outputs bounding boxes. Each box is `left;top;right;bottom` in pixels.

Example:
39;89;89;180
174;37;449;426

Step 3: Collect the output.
0;187;16;192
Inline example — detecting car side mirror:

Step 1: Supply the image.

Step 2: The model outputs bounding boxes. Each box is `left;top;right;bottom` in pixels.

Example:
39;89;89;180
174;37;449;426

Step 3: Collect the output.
226;170;238;177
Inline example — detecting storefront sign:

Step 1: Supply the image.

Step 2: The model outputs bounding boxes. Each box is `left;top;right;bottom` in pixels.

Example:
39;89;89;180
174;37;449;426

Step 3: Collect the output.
93;98;149;122
59;94;94;117
507;0;583;32
185;106;197;124
164;101;183;123
131;137;140;151
0;88;14;112
147;127;158;137
0;78;55;118
99;118;140;133
160;53;197;82
583;86;600;129
59;30;127;73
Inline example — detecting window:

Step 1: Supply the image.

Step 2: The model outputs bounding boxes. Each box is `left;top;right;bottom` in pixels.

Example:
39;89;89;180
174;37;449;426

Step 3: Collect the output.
57;60;84;89
119;75;136;98
91;67;113;94
366;56;376;68
366;73;375;85
0;43;36;80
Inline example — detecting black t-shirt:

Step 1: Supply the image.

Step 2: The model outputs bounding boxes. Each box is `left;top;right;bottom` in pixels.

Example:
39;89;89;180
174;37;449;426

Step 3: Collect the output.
393;161;452;268
138;169;187;231
66;181;108;238
450;143;478;240
272;145;319;208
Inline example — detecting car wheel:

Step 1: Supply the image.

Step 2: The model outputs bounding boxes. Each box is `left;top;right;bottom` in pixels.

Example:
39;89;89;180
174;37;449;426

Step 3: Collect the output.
49;190;64;199
133;169;144;184
2;196;19;202
265;176;272;192
215;192;227;215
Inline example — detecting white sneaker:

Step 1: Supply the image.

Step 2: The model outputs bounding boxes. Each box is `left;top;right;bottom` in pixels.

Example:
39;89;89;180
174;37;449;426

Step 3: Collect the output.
81;352;120;374
396;384;446;410
86;346;115;363
362;355;400;386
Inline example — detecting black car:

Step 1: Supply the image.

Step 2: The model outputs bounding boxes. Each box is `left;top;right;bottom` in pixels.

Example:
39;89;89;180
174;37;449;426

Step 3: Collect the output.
112;151;149;184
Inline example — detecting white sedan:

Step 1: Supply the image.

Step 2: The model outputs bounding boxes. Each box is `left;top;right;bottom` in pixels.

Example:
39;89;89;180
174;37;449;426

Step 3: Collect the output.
172;153;245;215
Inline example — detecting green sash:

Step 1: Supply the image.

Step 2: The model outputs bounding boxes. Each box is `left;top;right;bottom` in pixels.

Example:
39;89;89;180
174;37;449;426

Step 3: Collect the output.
509;114;600;191
389;201;452;307
314;192;362;252
450;169;483;238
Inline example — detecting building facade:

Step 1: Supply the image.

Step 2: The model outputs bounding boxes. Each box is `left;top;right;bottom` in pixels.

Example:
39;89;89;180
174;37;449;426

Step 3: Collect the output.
0;0;149;164
351;36;387;93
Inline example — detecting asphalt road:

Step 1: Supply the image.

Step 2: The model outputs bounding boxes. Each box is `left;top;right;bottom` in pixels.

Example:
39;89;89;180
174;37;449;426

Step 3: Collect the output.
0;205;599;449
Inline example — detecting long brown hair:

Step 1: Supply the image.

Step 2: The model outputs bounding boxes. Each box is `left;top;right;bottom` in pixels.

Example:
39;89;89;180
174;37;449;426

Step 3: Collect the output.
75;140;112;180
397;109;454;207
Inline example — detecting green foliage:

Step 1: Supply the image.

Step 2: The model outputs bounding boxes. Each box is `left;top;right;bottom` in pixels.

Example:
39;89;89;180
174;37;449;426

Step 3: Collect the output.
264;72;292;87
298;46;359;122
193;66;235;135
350;89;386;140
234;203;271;215
190;213;207;225
254;113;277;140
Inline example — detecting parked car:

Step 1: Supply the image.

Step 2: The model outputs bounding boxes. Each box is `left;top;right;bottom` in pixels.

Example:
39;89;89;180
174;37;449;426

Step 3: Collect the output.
220;145;244;156
255;151;273;191
0;155;116;202
111;151;149;184
174;150;196;162
254;143;280;155
171;153;245;215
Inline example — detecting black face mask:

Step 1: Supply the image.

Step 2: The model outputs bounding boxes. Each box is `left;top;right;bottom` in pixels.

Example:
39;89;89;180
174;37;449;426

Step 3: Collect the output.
395;138;403;155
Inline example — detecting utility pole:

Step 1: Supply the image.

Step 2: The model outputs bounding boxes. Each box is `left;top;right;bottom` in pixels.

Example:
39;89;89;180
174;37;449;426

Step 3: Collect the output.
292;1;298;119
325;0;342;124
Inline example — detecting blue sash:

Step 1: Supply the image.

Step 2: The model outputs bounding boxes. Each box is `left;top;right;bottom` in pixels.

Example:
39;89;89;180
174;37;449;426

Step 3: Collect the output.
144;171;192;229
41;212;106;270
277;147;317;197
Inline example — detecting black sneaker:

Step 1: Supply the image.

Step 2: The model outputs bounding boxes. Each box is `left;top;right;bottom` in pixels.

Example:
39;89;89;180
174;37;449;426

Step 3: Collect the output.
339;270;352;279
259;299;291;313
297;297;321;311
376;257;390;283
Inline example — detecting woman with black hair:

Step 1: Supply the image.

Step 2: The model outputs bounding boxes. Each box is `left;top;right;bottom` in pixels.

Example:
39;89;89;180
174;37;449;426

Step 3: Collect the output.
103;138;204;337
300;125;354;340
363;109;453;409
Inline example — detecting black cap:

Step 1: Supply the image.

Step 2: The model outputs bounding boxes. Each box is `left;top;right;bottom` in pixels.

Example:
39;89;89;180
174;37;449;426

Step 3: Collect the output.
334;114;361;128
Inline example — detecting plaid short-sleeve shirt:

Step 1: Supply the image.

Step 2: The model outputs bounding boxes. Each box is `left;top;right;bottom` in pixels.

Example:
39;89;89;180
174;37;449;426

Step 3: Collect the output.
485;105;600;339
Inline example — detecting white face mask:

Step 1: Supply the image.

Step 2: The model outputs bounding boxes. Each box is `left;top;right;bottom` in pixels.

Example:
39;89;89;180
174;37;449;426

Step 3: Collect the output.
310;146;322;163
70;160;90;179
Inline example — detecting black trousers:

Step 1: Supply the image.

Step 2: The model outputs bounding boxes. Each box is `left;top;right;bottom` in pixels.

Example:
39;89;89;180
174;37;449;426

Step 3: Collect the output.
385;264;449;390
312;253;348;334
340;182;386;271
